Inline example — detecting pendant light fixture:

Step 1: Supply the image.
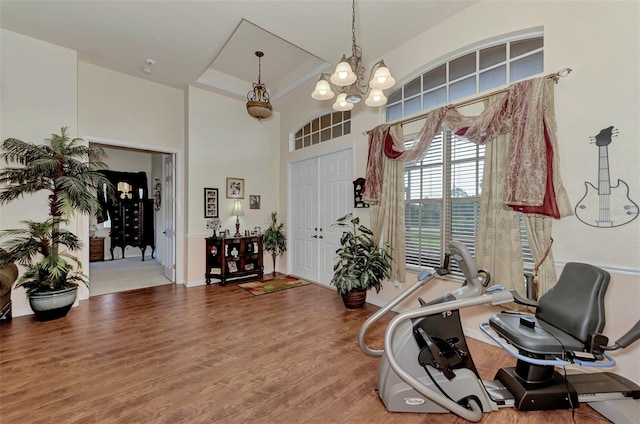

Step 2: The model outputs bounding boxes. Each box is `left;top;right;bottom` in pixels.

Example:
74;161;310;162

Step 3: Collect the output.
246;51;273;121
311;0;396;111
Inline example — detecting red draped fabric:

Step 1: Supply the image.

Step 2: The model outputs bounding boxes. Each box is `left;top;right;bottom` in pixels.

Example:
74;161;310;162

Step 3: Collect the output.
364;77;569;219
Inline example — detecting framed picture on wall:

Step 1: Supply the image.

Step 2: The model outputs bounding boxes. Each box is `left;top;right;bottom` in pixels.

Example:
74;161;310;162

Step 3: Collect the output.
249;194;260;209
204;188;219;218
226;177;244;199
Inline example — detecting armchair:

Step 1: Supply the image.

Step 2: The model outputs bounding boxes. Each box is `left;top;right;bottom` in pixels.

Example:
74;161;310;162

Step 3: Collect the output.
0;249;18;322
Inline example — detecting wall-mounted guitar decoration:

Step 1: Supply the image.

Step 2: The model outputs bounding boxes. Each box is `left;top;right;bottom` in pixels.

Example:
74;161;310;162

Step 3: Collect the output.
575;126;638;227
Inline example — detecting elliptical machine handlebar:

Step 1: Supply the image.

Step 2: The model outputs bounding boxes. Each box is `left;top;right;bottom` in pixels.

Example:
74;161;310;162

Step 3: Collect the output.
358;240;490;357
359;269;435;357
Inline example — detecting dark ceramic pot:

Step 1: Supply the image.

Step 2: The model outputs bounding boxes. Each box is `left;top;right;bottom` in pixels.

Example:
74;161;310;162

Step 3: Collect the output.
342;290;366;309
28;286;78;321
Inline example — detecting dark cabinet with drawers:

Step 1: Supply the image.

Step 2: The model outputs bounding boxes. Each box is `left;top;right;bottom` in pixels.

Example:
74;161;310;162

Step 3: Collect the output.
109;199;155;261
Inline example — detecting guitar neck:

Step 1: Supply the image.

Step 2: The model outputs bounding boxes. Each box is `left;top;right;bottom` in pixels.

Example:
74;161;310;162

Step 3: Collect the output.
598;145;611;195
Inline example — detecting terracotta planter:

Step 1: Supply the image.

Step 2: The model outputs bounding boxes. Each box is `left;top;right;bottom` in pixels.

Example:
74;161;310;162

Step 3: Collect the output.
29;286;77;321
342;290;366;309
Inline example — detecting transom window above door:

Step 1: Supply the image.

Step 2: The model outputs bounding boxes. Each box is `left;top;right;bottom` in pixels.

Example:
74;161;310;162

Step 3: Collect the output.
293;110;351;151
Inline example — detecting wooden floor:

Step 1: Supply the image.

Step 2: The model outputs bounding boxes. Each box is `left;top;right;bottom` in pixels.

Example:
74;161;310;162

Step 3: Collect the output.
0;277;609;423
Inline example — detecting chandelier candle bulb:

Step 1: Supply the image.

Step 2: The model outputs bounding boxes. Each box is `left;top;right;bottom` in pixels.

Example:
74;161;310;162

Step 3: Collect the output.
365;89;387;107
331;57;357;86
370;63;396;90
311;77;335;100
333;93;354;111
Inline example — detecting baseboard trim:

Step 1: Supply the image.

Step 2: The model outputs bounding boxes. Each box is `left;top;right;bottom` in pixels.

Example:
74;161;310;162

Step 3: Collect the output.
186;279;210;288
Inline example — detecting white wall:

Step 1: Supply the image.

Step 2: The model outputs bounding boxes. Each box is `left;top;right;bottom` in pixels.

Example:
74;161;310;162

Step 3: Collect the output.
78;60;185;282
185;86;280;284
278;1;640;383
0;29;78;315
78;62;184;150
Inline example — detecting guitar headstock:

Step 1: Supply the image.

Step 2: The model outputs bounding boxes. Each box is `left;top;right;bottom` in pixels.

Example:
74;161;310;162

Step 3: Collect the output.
590;126;618;146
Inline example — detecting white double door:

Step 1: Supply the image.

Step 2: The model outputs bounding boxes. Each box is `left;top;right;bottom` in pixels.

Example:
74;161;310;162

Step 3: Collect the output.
290;149;353;287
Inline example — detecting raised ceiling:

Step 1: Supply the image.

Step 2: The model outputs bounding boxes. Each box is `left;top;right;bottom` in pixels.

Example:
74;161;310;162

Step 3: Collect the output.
0;0;477;109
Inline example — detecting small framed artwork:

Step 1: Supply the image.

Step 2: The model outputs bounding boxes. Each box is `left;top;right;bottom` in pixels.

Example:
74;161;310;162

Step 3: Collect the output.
226;177;244;199
204;188;219;218
249;194;261;209
228;261;238;273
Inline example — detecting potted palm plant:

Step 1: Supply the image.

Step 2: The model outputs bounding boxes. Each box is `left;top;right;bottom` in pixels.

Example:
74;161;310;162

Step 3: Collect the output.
262;211;287;276
331;214;391;309
0;127;112;321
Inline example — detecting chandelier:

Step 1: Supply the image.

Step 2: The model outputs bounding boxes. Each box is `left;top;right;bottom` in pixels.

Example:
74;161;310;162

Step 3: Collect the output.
246;51;273;121
311;0;396;111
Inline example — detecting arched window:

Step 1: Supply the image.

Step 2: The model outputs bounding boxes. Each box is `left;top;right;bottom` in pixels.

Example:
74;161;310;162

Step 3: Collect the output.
392;33;543;273
386;34;543;121
293;110;351;151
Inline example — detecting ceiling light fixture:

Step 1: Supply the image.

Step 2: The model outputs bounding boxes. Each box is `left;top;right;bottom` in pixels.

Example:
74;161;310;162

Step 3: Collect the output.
246;51;273;121
311;0;396;112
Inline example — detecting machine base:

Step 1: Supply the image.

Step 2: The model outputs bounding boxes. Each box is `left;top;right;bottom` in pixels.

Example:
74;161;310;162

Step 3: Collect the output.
496;367;578;411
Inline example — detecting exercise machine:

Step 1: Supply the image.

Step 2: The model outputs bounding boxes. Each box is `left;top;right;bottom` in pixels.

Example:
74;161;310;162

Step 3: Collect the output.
359;240;640;422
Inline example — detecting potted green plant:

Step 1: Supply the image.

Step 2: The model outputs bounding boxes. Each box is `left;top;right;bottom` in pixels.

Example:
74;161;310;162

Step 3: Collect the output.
331;213;391;309
0;127;112;321
263;211;287;276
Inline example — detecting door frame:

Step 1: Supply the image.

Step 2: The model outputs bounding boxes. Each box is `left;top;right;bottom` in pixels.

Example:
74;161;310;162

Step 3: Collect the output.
286;145;355;281
82;135;182;299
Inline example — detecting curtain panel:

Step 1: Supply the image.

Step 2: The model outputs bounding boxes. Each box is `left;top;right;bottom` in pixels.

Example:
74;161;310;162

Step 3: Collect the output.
363;77;570;293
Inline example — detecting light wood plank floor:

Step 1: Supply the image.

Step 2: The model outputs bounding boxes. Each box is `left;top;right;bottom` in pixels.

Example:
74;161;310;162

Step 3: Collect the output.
0;278;609;423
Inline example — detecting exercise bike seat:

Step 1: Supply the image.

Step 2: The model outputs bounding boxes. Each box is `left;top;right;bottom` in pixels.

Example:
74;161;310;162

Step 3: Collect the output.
489;262;610;358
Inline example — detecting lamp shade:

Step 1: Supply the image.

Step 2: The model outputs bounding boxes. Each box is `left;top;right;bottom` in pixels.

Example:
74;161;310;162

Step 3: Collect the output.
231;199;244;217
365;89;388;107
311;77;335;100
330;56;357;87
369;62;396;90
332;93;354;111
246;100;273;120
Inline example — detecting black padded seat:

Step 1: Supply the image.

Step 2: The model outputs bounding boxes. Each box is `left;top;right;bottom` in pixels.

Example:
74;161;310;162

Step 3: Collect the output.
489;313;585;356
489;262;610;358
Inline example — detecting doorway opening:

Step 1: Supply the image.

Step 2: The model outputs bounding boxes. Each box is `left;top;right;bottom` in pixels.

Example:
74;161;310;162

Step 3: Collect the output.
85;137;178;296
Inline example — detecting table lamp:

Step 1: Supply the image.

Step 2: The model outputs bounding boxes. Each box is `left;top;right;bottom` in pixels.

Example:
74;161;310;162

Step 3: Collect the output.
232;200;244;237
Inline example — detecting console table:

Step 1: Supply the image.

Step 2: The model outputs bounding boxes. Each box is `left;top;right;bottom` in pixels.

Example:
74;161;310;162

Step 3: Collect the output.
205;235;263;285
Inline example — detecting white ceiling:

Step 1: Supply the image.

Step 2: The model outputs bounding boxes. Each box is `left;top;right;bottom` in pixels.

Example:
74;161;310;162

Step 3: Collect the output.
0;0;477;110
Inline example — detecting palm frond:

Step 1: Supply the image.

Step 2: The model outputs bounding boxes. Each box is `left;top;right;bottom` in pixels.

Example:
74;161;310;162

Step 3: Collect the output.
1;127;106;293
